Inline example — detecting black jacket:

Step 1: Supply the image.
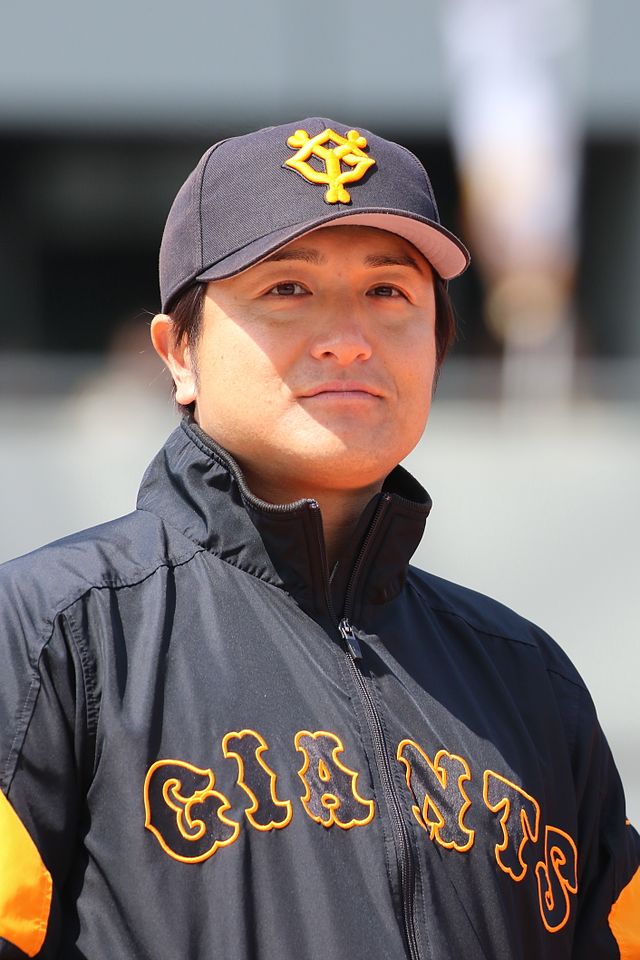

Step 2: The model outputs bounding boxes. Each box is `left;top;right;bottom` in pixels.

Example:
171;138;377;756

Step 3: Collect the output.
1;419;638;959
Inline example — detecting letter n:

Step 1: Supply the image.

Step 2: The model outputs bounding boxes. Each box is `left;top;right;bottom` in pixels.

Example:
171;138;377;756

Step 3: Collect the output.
397;739;474;852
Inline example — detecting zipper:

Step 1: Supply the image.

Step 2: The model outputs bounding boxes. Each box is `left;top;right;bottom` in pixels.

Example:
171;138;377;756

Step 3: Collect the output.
310;496;421;960
341;493;391;623
339;618;421;960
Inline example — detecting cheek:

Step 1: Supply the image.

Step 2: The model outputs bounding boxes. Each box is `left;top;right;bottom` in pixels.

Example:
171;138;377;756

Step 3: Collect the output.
195;328;291;427
397;339;437;444
397;328;437;399
402;360;436;451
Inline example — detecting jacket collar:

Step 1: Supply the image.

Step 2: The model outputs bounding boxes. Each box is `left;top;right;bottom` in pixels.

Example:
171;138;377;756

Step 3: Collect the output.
136;419;432;623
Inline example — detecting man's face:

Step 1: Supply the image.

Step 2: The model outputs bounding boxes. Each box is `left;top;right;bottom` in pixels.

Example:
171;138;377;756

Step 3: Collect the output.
189;225;437;501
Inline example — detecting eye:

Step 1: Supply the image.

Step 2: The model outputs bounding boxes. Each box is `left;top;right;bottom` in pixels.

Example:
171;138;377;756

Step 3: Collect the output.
367;284;405;298
266;281;308;296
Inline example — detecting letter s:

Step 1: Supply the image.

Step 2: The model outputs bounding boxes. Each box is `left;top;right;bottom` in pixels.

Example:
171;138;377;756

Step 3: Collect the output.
535;826;578;933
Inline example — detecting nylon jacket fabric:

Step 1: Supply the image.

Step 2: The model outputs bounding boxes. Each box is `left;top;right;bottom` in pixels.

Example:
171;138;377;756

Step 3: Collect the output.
1;418;638;960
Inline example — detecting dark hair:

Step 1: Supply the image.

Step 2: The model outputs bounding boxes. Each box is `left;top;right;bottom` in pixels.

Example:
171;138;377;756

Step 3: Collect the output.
167;270;456;414
166;282;206;416
433;275;457;376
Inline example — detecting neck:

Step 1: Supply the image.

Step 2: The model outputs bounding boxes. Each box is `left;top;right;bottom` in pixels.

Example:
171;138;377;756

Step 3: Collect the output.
313;488;382;568
241;469;382;568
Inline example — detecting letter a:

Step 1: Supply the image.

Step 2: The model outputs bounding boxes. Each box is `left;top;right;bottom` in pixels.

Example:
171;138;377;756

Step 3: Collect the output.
295;731;375;829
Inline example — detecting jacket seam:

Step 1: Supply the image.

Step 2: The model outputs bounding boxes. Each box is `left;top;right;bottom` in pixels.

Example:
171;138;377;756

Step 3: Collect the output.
2;673;41;794
406;581;587;691
51;547;206;612
154;533;294;601
1;549;204;793
135;506;287;590
544;667;587;692
61;609;101;781
203;549;293;596
19;542;203;626
3;617;61;794
63;545;202;597
409;585;534;644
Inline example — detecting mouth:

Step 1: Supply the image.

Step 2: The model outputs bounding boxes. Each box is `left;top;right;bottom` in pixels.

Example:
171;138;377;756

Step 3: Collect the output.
299;381;384;399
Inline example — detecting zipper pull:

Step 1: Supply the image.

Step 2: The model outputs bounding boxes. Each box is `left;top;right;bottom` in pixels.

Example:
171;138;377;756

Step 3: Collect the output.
339;618;362;660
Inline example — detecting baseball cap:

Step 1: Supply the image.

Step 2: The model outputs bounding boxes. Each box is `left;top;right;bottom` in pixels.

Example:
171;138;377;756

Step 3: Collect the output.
159;117;470;311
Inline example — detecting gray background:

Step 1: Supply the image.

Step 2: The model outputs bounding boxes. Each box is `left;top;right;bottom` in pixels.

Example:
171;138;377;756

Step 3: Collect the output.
1;0;638;823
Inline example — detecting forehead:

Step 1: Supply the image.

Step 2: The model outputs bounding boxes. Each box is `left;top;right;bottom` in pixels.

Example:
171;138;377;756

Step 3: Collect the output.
259;224;432;270
204;224;435;303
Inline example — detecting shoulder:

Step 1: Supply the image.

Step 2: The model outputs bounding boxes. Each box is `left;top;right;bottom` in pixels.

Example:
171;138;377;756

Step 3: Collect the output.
0;510;203;648
406;566;586;691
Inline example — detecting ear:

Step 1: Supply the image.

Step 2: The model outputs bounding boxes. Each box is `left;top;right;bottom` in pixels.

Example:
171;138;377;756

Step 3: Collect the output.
150;314;197;406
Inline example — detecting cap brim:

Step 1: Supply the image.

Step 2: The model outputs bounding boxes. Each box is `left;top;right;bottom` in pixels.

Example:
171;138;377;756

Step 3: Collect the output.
195;208;470;284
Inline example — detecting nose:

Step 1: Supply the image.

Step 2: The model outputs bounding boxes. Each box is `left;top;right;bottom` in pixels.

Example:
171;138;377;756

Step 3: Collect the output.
309;309;373;366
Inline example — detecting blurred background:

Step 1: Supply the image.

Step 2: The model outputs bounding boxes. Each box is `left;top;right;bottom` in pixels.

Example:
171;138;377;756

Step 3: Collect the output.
0;0;638;819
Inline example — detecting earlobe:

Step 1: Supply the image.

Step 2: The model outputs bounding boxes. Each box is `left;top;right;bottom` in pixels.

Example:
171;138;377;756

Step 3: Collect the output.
173;359;197;406
150;313;197;405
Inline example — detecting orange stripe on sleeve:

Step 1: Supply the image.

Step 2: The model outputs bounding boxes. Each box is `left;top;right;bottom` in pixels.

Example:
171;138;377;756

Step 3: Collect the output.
0;791;52;957
609;865;640;960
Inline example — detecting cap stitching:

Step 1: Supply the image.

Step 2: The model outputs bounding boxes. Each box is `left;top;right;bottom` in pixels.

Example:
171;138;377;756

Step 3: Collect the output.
196;140;229;272
395;142;441;223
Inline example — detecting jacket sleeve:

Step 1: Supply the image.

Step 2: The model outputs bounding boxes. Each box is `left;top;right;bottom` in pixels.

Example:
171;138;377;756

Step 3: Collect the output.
570;682;640;959
0;576;96;960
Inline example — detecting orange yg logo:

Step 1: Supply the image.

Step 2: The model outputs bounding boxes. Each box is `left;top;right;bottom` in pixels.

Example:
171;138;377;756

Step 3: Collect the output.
284;128;376;204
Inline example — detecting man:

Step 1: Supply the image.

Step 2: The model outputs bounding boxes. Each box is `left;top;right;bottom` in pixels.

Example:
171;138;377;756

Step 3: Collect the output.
0;118;638;959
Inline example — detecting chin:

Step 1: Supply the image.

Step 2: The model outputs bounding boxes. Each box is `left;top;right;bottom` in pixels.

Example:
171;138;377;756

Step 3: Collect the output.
290;443;400;491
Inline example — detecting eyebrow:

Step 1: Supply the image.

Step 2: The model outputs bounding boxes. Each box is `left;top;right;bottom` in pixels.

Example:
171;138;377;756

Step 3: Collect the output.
261;248;327;265
363;253;423;272
260;248;424;271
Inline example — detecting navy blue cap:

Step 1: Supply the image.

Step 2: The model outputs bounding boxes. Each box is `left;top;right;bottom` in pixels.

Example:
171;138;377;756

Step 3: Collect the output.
159;117;470;311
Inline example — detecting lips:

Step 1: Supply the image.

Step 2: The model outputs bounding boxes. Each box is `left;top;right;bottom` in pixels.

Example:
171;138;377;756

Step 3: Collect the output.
299;381;384;398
